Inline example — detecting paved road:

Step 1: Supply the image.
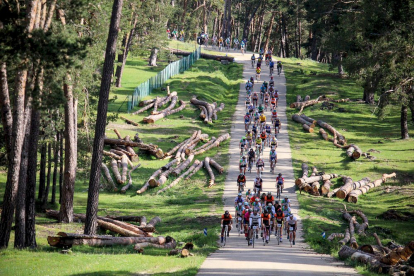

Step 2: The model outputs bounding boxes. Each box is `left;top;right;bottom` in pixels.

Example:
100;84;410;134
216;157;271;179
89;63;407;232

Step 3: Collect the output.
197;49;358;275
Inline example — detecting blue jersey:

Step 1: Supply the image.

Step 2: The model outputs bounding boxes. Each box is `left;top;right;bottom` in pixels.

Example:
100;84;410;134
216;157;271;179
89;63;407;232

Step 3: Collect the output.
269;61;274;68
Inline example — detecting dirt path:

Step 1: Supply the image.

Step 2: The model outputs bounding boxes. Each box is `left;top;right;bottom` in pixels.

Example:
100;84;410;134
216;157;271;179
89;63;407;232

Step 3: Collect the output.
197;49;358;275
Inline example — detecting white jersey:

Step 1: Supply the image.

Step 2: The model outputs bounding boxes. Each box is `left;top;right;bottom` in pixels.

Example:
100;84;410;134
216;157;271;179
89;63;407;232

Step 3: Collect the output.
249;213;262;226
286;216;297;226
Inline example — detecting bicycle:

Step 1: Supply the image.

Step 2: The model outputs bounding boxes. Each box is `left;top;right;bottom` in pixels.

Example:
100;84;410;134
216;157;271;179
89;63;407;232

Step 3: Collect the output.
263;225;270;246
251;225;259;248
270;67;274;75
276;222;282;245
277;66;282;76
238;181;245;193
251;59;255;68
248;159;254;173
240;145;246;157
237;216;242;236
222;225;228;246
289;226;295;247
276;184;281;201
270;159;276;173
255;145;261;157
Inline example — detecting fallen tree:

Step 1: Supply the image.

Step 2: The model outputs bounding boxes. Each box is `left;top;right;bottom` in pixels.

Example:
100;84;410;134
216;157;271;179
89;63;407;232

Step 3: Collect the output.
204;157;215;187
111;159;123;184
104;138;164;159
157;160;201;194
316;120;346;145
120;164;141;193
133;236;177;251
295;173;339;186
136;167;163;194
101;163;117;191
193;133;230;155
185;160;204;180
168;48;234;62
209;158;224;174
143;100;186;124
190;97;214;123
346;144;363;160
347;173;396;203
336;177;370;199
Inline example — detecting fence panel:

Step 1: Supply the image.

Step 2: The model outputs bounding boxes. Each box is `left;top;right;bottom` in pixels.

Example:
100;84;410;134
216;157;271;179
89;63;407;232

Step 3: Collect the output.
127;47;201;113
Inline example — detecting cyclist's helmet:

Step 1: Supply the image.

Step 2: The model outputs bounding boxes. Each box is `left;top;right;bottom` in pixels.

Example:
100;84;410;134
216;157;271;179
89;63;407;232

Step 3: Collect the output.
275;201;279;205
239;173;244;176
238;193;242;196
268;203;272;206
244;202;249;206
225;210;229;215
289;213;294;218
242;136;246;140
284;195;289;199
246;112;249;115
255;198;260;202
242;155;246;159
249;209;253;213
270;76;274;80
267;191;272;195
278;173;282;176
249;148;253;151
263;209;268;214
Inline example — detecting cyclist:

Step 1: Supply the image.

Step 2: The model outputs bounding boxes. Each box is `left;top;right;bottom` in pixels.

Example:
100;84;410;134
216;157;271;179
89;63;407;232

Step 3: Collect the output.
244;112;251;132
257;55;262;68
249;76;255;87
247;148;255;172
240;40;245;54
269;76;275;87
269;59;275;75
218;37;223;51
282;202;291;228
260;83;266;98
275;208;285;242
265;191;275;205
265;124;272;145
258;104;265;115
260;131;267;147
263;80;268;91
235;202;244;230
271;109;277;123
261;209;271;244
246;130;253;147
274;89;279;107
287;213;297;245
252;91;259;107
248;103;255;116
233;37;239;50
277;60;283;75
276;173;285;194
252;124;258;140
248;209;261;245
253;175;263;194
256;66;261;80
245;80;252;91
256;157;264;175
271;95;277;110
242;205;251;239
259;113;266;131
282;194;290;208
266;202;276;234
265;52;270;65
245;189;254;202
260;192;267;206
251;53;256;67
269;148;277;173
274;200;282;212
270;135;278;148
220;210;232;243
237;173;246;192
239;155;247;174
239;137;247;157
245;97;251;110
264;91;270;110
225;37;231;50
234;193;245;207
274;116;281;134
255;136;262;156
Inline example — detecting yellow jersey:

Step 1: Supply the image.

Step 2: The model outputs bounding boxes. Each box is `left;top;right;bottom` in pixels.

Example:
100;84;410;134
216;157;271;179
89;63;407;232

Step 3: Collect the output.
260;115;266;122
256;138;262;145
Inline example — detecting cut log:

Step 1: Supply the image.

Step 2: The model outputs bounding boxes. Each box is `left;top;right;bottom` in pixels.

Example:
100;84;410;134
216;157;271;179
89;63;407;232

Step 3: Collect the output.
101;163;117;191
339;228;350;245
317;120;346;145
302;124;314;133
209;158;224;174
96;216;147;236
111;159;123;184
338;245;390;273
47;235;158;247
193;137;216;153
343;212;358;248
151;97;161;115
147;216;161;228
124;136;139;162
295;173;339;186
338;177;370;199
199;105;208;121
290;95;324;109
321;180;333;196
121;155;128;183
132;102;156;115
166;138;191;157
190;97;214;122
106;215;145;223
310;167;320;195
292;114;315;128
153;159;179;187
172;154;194;176
114;129;123;139
301;163;309;178
120;164;141;193
114;147;133;158
300;114;318;125
143;100;186;124
143;95;177;121
327;188;340;198
184;134;209;155
347;173;396;203
110;149;127;157
103;150;122;160
120;116;139;126
346;144;362;160
336;176;354;199
349;210;369;235
105;138;163;159
139;216;147;227
134;237;176;251
185;160;204;180
204;157;215;187
194;133;230;155
319;128;329;141
176;131;199;160
138;98;156;107
215;103;225;113
136;168;163;194
380;241;414;265
352;177;370;190
327;233;345;241
169;48;234;62
304;95;311;101
157;160;201;194
359;234;392;257
296;95;302;102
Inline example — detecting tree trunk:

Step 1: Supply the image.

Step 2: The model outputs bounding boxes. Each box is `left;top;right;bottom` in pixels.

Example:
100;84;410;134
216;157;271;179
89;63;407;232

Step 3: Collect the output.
38;143;47;200
59;130;64;204
51;132;59;204
401;104;409;139
0;62;13;160
295;174;338;186
347;173;396;203
0;66;29;248
148;47;159;66
263;12;275;53
14;107;32;248
60;76;77;223
84;0;124;235
335;176;354;199
42;142;52;208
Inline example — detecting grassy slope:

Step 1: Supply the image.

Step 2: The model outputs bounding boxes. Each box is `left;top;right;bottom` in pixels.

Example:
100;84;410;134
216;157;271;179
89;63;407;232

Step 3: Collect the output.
0;58;243;276
282;58;414;274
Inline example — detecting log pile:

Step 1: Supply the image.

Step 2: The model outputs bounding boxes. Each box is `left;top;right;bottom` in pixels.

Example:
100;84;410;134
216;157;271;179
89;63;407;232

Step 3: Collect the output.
103;133;163;159
347;173;396;203
190;96;225;123
295;163;339;195
290;95;352;114
46;210;166;248
168;48;234;62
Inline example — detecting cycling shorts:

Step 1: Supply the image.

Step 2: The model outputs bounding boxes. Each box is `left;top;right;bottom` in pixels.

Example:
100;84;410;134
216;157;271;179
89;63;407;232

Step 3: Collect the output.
244;219;249;224
265;99;269;103
257;164;264;168
276;219;283;224
270;157;276;161
223;220;231;226
263;220;270;226
240;164;246;168
266;130;271;134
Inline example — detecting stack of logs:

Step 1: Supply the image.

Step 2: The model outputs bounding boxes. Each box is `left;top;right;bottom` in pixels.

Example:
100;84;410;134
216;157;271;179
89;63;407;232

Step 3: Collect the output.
190;96;225;123
290;95;352;114
131;88;186;124
327;209;414;275
295;163;396;203
46;210;173;252
292;114;364;161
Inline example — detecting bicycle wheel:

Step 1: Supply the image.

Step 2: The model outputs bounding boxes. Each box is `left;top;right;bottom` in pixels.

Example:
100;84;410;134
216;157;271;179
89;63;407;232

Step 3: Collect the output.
263;231;266;246
238;222;241;236
252;230;255;248
277;228;280;245
224;228;227;246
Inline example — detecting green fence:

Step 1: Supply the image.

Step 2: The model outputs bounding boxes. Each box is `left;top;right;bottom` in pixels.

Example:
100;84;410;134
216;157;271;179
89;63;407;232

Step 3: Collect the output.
127;47;201;113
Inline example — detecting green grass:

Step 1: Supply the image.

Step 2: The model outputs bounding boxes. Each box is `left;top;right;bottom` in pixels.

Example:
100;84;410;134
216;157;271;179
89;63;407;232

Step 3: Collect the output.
0;59;243;276
282;58;414;274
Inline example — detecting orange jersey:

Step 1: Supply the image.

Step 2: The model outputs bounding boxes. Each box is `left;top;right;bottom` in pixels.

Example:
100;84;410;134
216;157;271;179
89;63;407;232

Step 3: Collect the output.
261;213;271;221
260;133;266;139
221;214;232;222
265;196;274;204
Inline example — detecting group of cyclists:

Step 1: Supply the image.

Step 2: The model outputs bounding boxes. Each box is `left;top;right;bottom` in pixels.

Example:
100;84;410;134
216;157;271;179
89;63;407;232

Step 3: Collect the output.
251;49;283;80
220;52;297;248
209;36;247;53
